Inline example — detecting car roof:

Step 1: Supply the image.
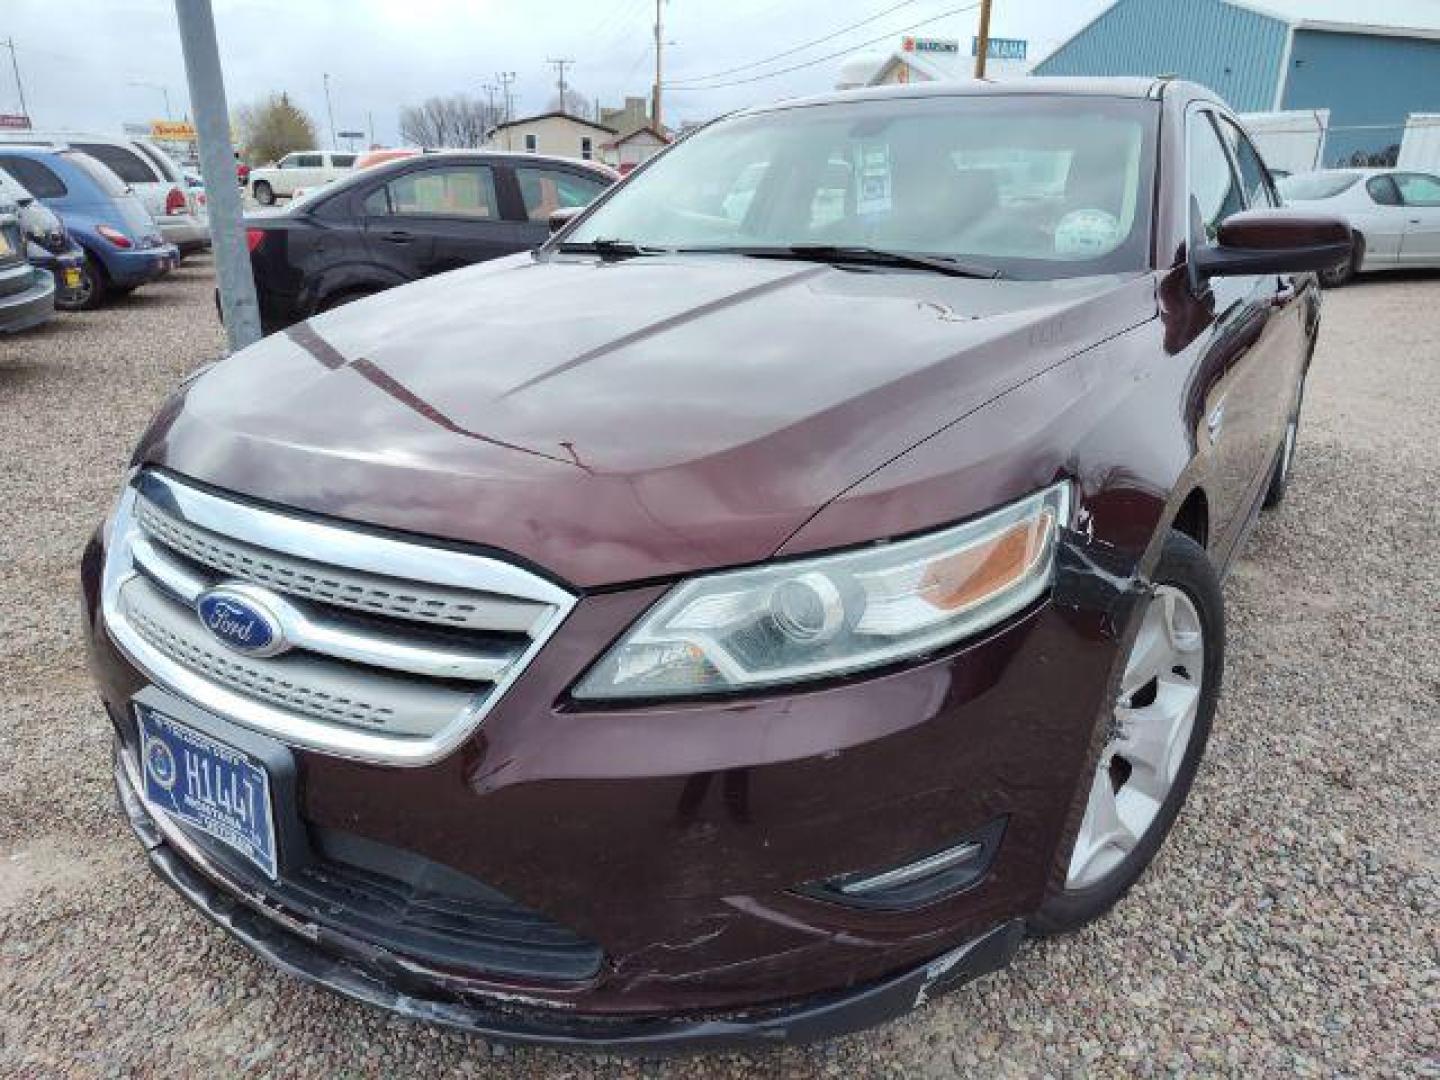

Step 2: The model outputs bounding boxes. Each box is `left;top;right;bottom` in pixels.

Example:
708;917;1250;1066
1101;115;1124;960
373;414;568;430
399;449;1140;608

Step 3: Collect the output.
739;76;1183;117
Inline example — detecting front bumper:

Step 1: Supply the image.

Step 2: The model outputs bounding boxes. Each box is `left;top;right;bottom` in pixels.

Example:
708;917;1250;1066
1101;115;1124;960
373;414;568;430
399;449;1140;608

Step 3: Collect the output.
0;265;55;333
114;745;1020;1049
83;504;1141;1044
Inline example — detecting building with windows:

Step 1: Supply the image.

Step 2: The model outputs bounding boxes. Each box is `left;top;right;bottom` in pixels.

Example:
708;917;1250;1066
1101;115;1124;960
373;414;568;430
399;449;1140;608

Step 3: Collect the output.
600;126;670;173
1033;0;1440;166
484;112;616;162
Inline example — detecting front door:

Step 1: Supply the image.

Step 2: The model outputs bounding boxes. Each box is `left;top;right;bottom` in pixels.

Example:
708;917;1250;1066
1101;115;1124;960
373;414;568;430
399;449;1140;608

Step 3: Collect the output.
1393;172;1440;265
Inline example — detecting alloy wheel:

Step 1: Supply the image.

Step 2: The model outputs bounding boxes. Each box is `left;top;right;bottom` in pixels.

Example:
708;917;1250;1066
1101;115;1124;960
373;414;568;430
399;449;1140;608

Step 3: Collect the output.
1066;585;1206;890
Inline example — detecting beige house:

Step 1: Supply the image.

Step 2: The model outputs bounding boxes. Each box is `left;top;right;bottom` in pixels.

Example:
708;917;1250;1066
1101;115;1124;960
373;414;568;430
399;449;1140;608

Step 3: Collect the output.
600;126;670;172
486;112;616;163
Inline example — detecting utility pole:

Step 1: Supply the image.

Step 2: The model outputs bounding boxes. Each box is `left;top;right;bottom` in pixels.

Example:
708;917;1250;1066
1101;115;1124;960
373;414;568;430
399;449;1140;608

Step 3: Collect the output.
546;58;573;113
973;0;994;79
3;38;29;123
495;71;516;150
651;0;664;131
173;0;260;350
367;109;374;147
322;72;336;149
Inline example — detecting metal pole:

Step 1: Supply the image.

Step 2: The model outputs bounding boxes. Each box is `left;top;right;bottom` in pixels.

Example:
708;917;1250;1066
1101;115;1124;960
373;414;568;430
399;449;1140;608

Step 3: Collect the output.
173;0;261;351
163;86;172;118
652;0;663;131
973;0;993;79
547;58;573;112
4;38;29;123
323;72;336;150
367;109;374;147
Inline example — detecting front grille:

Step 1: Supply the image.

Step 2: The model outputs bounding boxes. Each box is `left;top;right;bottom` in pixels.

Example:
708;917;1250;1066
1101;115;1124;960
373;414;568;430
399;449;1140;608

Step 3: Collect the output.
102;470;576;765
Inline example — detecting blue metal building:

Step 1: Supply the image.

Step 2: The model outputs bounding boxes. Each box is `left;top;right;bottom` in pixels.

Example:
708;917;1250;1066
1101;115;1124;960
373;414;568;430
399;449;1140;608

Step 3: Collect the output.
1034;0;1440;165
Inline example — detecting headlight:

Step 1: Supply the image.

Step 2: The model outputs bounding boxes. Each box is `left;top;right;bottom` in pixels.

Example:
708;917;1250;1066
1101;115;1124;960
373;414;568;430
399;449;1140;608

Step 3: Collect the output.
574;482;1071;700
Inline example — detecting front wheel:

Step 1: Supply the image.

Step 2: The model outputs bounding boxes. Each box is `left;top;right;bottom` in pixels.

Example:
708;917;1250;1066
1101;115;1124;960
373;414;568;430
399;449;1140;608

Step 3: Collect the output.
1030;531;1224;935
1319;233;1363;288
253;180;274;206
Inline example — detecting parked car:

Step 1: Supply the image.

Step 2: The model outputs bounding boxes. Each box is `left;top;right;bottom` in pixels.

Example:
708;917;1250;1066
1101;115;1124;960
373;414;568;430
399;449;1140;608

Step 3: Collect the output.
0;190;56;332
1277;167;1440;285
247;150;357;205
0;148;179;309
243;150;613;332
83;78;1348;1049
0;131;210;258
0;164;86;309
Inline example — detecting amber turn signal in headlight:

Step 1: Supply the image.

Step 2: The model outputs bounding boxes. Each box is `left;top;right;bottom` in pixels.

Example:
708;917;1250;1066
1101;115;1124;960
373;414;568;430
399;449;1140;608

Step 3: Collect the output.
573;482;1072;699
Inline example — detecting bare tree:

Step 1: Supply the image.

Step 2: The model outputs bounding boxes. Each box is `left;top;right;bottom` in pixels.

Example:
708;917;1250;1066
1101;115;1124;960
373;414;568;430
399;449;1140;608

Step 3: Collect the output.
234;93;319;165
547;87;595;120
398;94;502;148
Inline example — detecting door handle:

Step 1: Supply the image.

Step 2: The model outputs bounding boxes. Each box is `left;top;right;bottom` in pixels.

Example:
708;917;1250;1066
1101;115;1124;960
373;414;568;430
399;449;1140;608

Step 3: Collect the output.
382;230;413;243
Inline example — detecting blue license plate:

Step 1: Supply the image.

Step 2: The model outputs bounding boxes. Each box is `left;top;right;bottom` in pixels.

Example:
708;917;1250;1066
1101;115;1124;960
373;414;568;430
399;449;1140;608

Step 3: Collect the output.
138;706;278;879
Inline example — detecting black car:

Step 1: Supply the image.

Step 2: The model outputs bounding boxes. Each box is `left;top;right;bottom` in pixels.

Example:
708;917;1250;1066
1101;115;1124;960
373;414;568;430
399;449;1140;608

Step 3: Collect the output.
245;151;615;333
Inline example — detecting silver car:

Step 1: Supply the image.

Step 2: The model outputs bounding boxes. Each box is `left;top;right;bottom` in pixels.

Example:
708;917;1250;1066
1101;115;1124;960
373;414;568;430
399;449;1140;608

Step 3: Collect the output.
1277;168;1440;285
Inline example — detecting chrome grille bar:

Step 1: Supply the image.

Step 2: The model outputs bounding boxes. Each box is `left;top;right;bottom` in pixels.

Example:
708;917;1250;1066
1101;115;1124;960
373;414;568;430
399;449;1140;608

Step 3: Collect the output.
101;470;578;766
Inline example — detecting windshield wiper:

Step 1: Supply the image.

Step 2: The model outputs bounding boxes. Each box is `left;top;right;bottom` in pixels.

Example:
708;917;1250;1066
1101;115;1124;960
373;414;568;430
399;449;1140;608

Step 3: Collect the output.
555;237;665;258
702;244;1002;279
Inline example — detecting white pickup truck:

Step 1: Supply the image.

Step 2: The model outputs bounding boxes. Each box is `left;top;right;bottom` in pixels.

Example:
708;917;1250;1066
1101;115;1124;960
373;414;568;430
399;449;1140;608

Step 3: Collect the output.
248;150;356;205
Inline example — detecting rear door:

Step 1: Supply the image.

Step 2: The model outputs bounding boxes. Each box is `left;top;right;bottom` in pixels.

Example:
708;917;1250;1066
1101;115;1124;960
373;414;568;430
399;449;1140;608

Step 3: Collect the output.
69;140;165;220
361;161;529;278
1392;172;1440;264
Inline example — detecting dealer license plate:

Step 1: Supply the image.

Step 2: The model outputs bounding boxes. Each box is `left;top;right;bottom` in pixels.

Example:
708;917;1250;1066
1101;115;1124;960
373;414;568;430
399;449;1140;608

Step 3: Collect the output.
63;267;82;289
138;706;278;879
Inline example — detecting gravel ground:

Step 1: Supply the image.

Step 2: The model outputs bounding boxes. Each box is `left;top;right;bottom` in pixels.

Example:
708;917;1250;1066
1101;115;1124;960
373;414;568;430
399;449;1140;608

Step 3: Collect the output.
1;261;1436;1077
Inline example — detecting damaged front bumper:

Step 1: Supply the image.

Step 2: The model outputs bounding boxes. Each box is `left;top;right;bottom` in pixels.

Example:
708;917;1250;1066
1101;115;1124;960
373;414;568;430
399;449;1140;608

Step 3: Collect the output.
115;745;1022;1051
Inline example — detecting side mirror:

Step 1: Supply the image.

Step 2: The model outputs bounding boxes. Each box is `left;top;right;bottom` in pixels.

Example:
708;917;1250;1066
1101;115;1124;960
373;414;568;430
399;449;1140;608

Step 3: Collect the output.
1193;208;1353;282
548;205;583;235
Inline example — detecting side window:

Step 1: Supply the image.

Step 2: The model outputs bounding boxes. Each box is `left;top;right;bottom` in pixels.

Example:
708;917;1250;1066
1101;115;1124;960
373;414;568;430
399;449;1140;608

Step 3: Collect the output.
331;154;356;168
72;142;158;185
524;133;538;153
580;137;593;161
361;184;392;216
1188;111;1244;241
1394;172;1440;206
1217;119;1277;208
377;165;498;218
278;155;299;170
295;154;324;169
514;167;605;222
0;157;66;198
1367;175;1402;206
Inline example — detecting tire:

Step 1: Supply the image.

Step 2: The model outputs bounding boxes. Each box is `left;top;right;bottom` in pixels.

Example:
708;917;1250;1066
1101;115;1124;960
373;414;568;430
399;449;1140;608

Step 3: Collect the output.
253;180;274;206
63;254;108;312
1319;233;1363;288
1263;369;1307;509
1030;531;1224;936
316;287;377;315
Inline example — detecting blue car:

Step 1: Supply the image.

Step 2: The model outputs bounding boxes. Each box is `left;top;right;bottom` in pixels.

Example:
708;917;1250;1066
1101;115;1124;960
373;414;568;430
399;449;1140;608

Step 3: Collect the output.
0;146;179;309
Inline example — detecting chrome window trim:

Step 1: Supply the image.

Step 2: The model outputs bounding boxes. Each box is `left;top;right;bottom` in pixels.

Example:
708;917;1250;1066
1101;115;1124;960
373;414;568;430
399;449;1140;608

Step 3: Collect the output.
102;473;578;766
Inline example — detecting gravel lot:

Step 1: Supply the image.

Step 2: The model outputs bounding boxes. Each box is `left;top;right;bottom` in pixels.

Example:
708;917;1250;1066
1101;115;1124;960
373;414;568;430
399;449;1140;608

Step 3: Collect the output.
1;260;1436;1077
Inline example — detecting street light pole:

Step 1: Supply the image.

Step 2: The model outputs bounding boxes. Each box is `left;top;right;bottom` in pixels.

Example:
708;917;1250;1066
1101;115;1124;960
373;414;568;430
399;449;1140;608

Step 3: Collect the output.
129;80;173;119
323;72;337;150
4;38;30;123
173;0;261;351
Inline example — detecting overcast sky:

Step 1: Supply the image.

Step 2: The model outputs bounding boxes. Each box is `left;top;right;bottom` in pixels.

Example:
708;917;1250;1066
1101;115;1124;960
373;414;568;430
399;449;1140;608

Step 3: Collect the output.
5;0;1112;145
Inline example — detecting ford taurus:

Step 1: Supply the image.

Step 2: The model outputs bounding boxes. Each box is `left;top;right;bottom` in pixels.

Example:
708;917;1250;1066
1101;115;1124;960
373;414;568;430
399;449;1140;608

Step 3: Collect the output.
82;78;1350;1049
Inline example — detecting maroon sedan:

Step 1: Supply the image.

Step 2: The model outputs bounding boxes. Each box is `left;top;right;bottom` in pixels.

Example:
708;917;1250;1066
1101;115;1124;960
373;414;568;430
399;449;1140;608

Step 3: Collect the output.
82;78;1349;1048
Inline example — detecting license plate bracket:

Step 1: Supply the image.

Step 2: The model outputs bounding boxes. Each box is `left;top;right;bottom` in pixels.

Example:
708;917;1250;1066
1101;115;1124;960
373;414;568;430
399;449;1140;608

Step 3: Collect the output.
131;687;305;880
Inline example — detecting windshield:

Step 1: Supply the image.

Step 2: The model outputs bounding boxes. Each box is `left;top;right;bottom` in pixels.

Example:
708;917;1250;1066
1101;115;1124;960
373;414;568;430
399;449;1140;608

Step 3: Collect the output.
566;94;1157;278
1276;172;1361;201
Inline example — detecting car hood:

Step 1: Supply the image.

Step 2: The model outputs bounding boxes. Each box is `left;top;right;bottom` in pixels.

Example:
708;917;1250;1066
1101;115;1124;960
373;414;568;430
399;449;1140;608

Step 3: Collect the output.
141;253;1156;587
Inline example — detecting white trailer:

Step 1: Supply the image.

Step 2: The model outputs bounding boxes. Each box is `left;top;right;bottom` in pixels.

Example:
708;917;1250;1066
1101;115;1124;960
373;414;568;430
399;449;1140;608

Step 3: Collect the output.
1397;114;1440;171
1237;110;1330;175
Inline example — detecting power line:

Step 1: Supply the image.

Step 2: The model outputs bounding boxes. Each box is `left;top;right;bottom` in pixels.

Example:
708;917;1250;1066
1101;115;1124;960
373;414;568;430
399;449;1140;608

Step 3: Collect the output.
665;2;981;91
666;0;921;85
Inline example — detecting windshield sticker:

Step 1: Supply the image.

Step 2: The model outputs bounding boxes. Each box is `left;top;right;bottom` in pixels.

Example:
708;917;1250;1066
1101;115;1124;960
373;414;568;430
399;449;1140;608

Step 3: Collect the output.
855;142;893;216
1054;209;1122;257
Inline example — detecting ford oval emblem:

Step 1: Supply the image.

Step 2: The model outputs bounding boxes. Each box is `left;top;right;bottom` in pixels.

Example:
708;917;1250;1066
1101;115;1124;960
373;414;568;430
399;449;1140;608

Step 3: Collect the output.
195;587;288;658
